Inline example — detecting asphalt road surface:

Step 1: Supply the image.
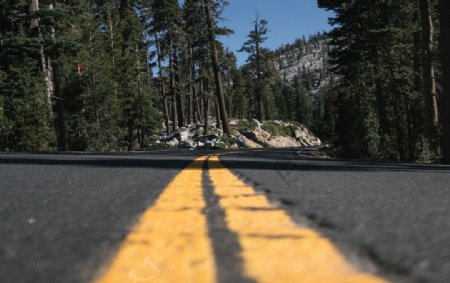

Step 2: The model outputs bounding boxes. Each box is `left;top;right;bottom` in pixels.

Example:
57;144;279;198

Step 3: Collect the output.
1;149;450;283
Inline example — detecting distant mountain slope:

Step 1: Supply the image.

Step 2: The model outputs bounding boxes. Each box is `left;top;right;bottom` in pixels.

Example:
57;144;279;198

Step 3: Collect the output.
274;32;332;93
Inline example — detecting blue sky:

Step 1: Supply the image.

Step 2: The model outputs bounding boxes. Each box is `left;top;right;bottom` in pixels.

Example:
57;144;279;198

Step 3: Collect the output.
218;0;333;65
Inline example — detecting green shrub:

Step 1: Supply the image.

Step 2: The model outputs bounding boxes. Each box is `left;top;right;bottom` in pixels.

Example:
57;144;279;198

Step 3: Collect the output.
261;122;297;137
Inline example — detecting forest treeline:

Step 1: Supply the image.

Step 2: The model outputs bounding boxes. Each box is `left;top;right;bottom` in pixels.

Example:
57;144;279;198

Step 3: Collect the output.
0;0;449;163
319;0;450;162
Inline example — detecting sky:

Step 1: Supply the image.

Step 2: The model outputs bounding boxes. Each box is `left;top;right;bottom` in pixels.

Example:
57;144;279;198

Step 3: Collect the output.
218;0;334;65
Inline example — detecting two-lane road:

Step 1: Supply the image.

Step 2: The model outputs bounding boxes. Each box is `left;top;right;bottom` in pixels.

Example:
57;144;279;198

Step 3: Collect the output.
1;149;449;283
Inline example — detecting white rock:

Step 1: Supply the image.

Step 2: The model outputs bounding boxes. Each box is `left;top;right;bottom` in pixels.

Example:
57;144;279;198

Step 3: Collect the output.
179;128;189;142
252;119;262;129
229;119;239;126
167;138;179;147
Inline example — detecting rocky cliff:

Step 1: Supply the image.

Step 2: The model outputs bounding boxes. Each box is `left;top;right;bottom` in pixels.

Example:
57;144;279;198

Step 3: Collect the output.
274;33;333;94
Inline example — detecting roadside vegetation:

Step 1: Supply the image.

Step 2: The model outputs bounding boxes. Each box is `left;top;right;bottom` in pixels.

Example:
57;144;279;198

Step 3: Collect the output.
1;1;449;163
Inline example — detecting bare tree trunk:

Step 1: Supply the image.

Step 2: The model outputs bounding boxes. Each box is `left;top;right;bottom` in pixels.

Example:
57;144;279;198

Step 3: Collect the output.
440;0;450;162
187;45;194;125
255;15;264;121
215;101;221;129
227;66;232;119
188;92;193;125
171;92;177;132
202;0;231;135
155;34;170;134
199;98;204;124
169;36;178;133
173;49;184;128
30;0;54;111
419;0;440;154
107;2;118;102
198;67;205;124
191;48;200;124
134;42;144;149
53;62;68;151
43;3;67;151
193;79;200;124
204;97;210;135
30;1;67;149
49;4;67;151
88;25;101;140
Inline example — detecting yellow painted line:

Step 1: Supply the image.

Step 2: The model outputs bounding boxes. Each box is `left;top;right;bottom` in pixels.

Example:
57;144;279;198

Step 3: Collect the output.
95;156;215;283
208;155;390;283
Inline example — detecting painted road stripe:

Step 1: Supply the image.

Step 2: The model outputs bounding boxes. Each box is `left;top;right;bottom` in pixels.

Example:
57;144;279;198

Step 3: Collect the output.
208;155;389;283
95;156;215;283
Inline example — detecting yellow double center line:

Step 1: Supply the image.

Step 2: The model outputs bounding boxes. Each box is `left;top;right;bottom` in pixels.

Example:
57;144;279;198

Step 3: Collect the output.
95;155;389;283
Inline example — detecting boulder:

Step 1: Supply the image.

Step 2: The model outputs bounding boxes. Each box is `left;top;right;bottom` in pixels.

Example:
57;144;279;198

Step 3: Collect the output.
166;138;179;147
294;128;322;146
239;135;263;149
229;119;239;126
241;128;274;147
179;127;189;142
267;136;300;148
272;120;284;126
252;118;262;129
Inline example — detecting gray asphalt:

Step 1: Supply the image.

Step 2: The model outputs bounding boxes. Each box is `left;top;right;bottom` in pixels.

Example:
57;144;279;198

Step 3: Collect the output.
1;149;450;283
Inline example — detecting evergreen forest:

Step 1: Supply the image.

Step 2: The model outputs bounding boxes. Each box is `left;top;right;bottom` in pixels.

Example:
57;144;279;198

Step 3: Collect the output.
1;0;450;163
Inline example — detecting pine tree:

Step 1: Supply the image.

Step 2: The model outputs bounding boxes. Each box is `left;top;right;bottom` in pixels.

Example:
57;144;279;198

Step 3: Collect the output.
293;75;312;127
318;0;431;161
0;0;55;151
240;15;270;120
151;0;184;131
202;0;231;135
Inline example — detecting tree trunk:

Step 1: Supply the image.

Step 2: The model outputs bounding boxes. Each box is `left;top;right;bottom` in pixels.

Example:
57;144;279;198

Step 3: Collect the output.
155;34;170;134
169;36;178;132
202;0;231;135
173;49;184;128
107;2;118;102
88;25;101;140
135;42;144;149
419;0;440;154
204;97;210;135
215;101;221;129
258;95;264;121
188;94;193;126
191;54;200;124
193;77;200;124
171;94;177;133
255;16;264;121
187;45;194;125
198;67;205;124
440;0;450;162
227;67;232;119
30;0;54;113
52;59;67;151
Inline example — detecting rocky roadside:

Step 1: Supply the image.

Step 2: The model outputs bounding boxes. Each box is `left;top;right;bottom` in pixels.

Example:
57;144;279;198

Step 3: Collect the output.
156;119;323;151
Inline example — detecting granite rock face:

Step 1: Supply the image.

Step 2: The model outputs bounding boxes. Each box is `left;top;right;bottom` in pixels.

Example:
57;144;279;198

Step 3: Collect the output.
159;119;322;150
